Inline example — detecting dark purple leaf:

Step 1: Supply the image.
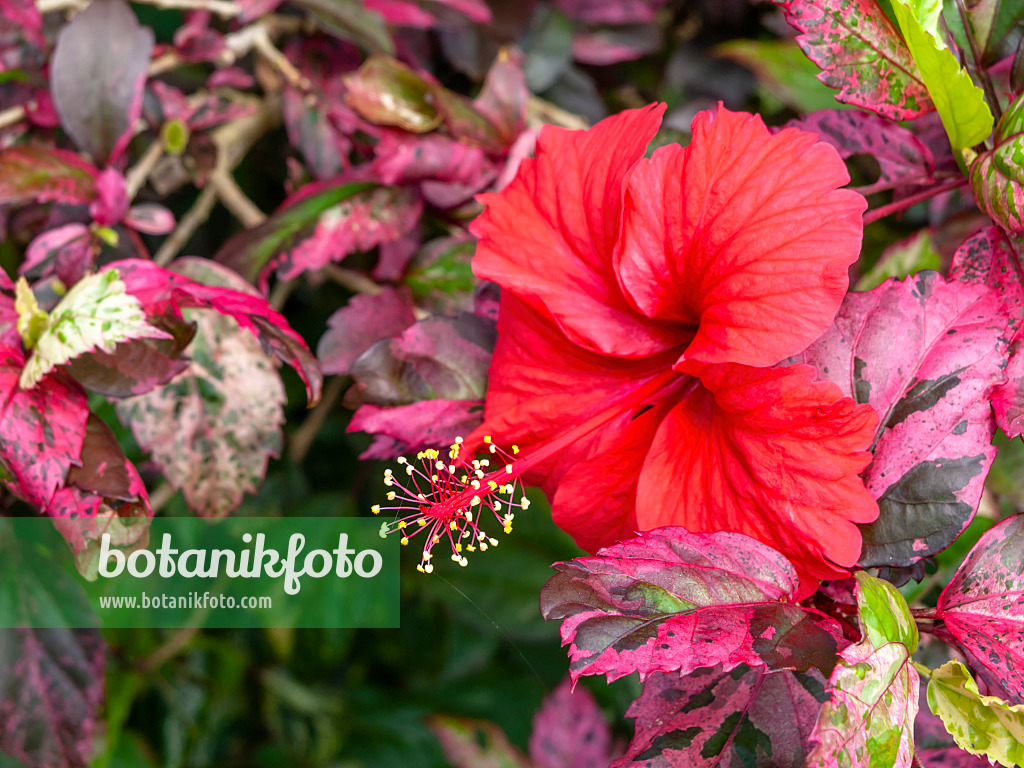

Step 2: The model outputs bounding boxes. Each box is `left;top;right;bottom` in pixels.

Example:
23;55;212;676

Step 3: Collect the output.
50;0;154;165
936;514;1024;703
63;326;193;398
787;109;936;194
572;27;662;65
0;147;98;206
796;263;1009;568
372;131;494;188
771;0;932;119
112;258;323;405
529;678;617;768
348;399;484;459
22;224;94;285
539;527;844;684
0;628;105;768
612;664;827;768
317;287;417;376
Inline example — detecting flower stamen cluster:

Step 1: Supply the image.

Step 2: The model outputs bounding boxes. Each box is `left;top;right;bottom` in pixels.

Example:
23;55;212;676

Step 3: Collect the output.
373;437;530;572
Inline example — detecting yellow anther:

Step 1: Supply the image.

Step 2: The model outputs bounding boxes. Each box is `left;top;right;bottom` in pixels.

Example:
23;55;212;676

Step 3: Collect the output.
401;537;409;545
418;519;427;527
475;470;485;479
405;465;414;476
387;491;396;500
470;496;480;506
397;457;407;464
466;545;476;552
371;504;381;514
417;564;425;573
483;435;492;444
455;543;462;552
504;525;513;534
449;521;458;530
436;460;445;470
494;501;502;511
505;465;513;474
471;479;481;489
432;535;440;544
521;497;531;510
488;480;498;491
398;521;407;529
431;474;439;482
512;445;520;454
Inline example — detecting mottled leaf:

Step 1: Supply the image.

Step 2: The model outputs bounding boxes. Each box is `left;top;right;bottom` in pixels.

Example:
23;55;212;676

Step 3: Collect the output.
927;660;1024;767
213;179;374;282
891;0;994;149
797;269;1007;567
0;345;88;510
0;146;97;206
539;527;844;684
348;399;484;460
427;715;531;768
344;55;442;132
969;92;1024;233
0;628;105;768
297;0;395;55
317;287;416;376
372;131;493;189
22;224;94;286
116;309;286;517
771;0;931;119
855;571;919;653
123;204;175;235
112;258;322;405
612;664;827;768
529;678;616;768
806;639;919;768
50;0;154;165
788;109;936;194
18;270;170;389
936;514;1024;703
269;185;423;282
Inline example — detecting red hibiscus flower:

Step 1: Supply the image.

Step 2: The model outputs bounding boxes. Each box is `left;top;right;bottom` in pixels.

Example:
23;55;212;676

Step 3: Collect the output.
458;104;879;595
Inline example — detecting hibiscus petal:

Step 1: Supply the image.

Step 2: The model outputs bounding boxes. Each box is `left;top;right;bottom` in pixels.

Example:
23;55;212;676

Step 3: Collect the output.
635;362;878;596
615;107;866;368
471;104;684;358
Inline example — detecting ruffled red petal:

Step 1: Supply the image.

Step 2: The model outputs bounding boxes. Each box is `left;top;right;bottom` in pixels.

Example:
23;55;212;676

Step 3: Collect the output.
467;293;665;477
635;361;878;596
470;104;686;359
615;107;866;368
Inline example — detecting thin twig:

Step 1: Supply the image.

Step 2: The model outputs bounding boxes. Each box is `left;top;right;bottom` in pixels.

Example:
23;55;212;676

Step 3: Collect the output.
133;0;241;16
0;105;26;130
154;186;217;265
955;0;1003;124
250;25;311;91
208;171;266;228
526;95;588;130
863;178;969;225
322;264;383;295
138;626;201;673
289;376;346;463
148;483;177;513
125;140;165;200
36;0;87;13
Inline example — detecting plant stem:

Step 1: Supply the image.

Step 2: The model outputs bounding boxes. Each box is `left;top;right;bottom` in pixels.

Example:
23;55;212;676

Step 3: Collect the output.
955;0;1003;123
863;178;968;225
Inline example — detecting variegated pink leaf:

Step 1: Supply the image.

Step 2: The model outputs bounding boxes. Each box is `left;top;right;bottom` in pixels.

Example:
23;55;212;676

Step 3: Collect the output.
936;514;1024;703
797;260;1010;568
22;224;94;286
612;664;827;768
348;399;485;460
0;146;98;206
116;304;286;518
111;258;322;405
539;527;844;684
317;287;416;376
530;678;617;768
772;0;931;119
0;345;89;510
0;628;105;768
787;109;936;194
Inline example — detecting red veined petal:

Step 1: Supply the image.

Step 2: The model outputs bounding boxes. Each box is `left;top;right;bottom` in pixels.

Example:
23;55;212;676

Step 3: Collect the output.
615;107;866;368
635;361;878;597
471;104;686;359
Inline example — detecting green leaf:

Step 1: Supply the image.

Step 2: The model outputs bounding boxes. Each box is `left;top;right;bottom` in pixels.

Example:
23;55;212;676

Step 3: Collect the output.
855;571;919;653
969;91;1024;231
891;0;994;149
856;230;942;290
807;638;919;768
19;270;168;389
927;660;1024;767
716;39;847;113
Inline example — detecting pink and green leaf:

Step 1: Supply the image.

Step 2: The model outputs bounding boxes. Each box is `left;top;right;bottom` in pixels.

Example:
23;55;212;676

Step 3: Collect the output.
539;527;845;684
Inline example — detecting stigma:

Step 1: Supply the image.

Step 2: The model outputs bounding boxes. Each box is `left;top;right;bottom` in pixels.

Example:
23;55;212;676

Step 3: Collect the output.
372;436;531;573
